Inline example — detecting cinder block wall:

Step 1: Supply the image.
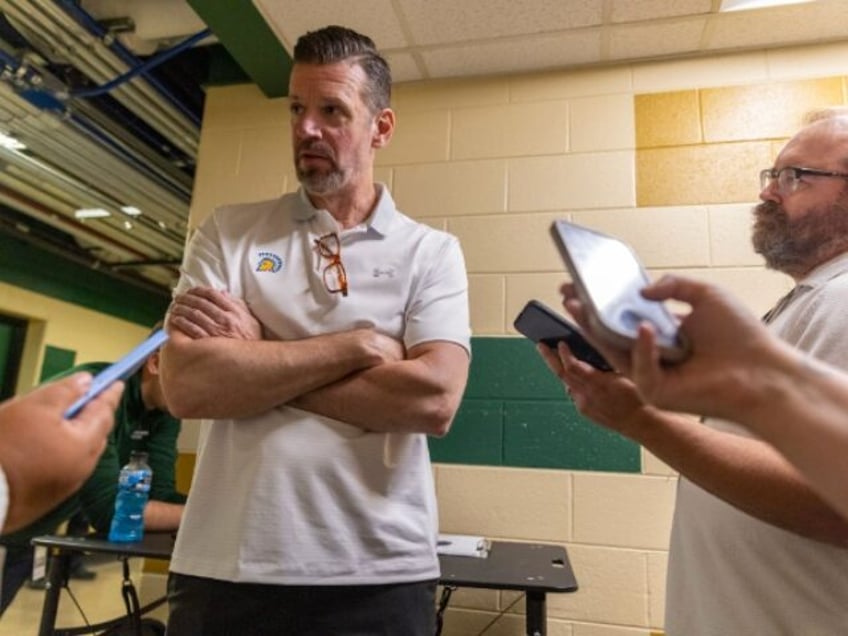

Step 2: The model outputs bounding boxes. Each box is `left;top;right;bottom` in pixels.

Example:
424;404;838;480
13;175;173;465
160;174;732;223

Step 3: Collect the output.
146;41;848;635
0;282;150;390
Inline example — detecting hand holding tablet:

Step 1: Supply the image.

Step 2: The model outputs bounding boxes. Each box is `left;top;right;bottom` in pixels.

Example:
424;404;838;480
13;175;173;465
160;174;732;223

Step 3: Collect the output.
549;220;690;363
63;329;169;419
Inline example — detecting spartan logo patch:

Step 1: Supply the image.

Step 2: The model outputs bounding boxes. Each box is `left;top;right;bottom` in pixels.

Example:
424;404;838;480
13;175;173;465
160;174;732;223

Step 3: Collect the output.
256;252;283;273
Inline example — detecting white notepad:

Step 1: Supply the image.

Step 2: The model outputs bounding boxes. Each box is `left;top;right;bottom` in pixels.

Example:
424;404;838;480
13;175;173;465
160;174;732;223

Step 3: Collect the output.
437;533;491;558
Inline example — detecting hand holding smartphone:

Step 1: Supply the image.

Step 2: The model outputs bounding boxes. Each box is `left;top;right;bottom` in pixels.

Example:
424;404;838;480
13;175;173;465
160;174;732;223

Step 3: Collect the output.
550;220;690;363
514;300;613;371
63;329;169;419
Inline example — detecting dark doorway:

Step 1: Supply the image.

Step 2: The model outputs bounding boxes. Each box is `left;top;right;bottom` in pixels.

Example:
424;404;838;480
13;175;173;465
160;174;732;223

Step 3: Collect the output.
0;314;27;400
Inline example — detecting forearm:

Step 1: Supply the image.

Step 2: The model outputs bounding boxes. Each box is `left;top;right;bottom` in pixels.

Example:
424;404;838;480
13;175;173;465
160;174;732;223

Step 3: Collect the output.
160;329;388;419
634;407;848;546
292;342;469;436
740;350;848;522
143;501;183;531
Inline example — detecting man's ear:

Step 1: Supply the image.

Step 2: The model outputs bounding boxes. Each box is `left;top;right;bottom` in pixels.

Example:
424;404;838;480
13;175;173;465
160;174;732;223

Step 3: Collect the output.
372;108;395;149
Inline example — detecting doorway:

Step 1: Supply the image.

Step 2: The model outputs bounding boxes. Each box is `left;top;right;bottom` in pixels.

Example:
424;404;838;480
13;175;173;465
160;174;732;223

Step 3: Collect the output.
0;314;27;400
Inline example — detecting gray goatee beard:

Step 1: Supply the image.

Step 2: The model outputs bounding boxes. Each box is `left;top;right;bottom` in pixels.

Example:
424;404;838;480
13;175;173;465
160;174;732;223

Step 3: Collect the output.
297;167;345;195
295;141;345;195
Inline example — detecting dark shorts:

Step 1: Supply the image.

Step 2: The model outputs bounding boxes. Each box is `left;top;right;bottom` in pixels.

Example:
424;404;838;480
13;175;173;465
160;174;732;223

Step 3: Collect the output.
166;572;437;636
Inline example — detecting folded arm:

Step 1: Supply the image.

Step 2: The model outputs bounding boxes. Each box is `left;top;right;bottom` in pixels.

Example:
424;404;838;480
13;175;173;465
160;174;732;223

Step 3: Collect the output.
160;326;403;419
291;340;470;436
632;275;848;524
143;501;184;531
539;340;848;547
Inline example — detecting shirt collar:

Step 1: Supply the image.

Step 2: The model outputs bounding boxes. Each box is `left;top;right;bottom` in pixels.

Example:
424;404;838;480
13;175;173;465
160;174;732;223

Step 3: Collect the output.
797;250;848;290
292;184;396;237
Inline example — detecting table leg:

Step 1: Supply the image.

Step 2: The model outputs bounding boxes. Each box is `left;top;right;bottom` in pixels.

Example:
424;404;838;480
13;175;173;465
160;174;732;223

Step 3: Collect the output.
37;549;71;636
525;590;546;636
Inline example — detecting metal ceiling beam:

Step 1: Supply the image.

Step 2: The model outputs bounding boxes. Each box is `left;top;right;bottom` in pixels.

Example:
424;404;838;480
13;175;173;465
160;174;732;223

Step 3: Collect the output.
187;0;291;97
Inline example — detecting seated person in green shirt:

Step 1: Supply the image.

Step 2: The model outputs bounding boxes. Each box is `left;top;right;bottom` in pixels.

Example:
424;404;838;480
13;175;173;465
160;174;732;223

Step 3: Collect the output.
0;336;185;613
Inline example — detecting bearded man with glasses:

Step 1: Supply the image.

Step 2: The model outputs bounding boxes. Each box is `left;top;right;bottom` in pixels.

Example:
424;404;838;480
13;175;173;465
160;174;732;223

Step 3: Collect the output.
537;113;848;636
160;26;471;636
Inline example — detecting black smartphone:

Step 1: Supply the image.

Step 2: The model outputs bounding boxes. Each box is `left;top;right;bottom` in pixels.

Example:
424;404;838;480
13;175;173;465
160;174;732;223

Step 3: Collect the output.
513;300;613;371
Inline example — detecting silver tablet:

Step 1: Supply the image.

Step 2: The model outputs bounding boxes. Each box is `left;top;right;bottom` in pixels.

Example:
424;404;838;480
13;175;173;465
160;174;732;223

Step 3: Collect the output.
550;220;689;363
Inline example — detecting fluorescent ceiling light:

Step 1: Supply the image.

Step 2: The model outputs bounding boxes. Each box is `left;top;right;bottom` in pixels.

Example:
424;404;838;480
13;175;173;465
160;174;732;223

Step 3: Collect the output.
720;0;815;11
0;131;25;150
120;205;142;216
74;208;111;219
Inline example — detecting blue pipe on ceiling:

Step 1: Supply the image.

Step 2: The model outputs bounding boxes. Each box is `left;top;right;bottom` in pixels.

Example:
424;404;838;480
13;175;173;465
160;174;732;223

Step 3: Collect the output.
71;27;212;101
57;0;203;129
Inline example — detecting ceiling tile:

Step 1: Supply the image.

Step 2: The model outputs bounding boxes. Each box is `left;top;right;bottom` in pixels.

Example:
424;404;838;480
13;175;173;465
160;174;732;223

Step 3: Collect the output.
705;1;848;50
608;19;707;61
384;52;424;83
610;0;712;24
254;0;408;51
398;0;602;46
421;30;602;79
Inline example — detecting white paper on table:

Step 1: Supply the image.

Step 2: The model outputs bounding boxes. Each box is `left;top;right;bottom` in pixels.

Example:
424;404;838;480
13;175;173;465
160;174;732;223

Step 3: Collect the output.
436;533;491;558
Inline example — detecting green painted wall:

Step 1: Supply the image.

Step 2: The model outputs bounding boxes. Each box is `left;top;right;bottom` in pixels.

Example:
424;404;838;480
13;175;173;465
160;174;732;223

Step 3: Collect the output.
0;234;170;326
40;346;77;382
430;337;640;472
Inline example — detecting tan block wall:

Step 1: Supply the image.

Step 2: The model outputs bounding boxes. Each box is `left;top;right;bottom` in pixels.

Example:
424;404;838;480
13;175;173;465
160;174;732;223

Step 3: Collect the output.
0;281;149;391
169;41;848;635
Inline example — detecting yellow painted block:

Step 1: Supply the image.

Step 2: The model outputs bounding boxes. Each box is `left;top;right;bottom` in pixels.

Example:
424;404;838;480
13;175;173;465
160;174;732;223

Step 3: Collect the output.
202;84;287;130
143;556;169;574
448;212;563;273
238;127;290;177
509;151;635;212
570;94;635;152
378;110;450;166
468;274;506;335
393;159;506;217
509;66;632;102
176;452;196;494
393;76;509;113
435;464;571;543
142;453;195;573
573;473;675;550
451;101;569;160
636;141;772;206
708;203;763;267
635;90;702;148
701;78;844;142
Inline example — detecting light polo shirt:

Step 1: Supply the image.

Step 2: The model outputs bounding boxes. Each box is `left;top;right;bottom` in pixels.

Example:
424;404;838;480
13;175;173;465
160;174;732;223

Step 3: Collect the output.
169;185;471;585
665;251;848;635
0;465;7;532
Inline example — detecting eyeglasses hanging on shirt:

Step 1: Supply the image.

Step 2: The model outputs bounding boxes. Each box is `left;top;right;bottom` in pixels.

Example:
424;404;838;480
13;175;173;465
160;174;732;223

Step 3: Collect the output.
314;232;349;297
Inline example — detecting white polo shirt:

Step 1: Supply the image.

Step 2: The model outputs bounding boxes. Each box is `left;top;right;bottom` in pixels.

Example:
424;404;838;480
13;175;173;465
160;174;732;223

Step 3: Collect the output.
0;465;7;532
665;252;848;635
169;186;471;585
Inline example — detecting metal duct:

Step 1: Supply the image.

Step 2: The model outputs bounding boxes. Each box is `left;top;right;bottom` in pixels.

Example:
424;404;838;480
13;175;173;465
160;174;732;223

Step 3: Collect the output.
0;0;205;292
